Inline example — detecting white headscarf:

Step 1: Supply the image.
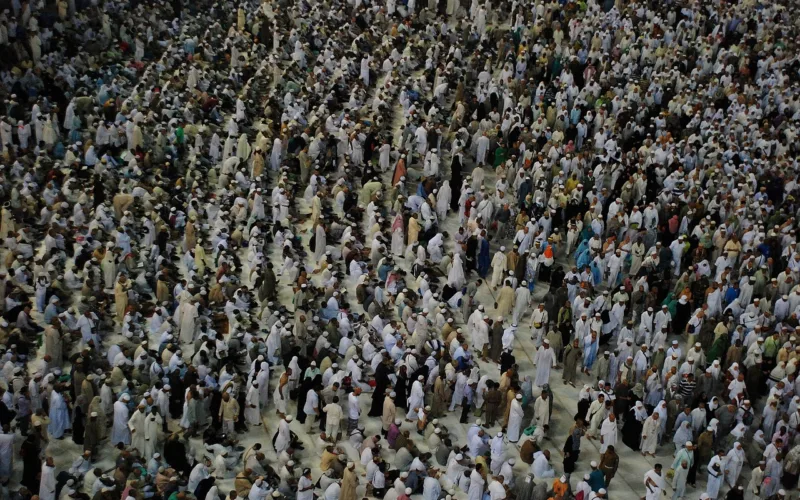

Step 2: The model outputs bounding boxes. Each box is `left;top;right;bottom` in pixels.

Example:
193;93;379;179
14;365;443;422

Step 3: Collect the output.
631;401;648;422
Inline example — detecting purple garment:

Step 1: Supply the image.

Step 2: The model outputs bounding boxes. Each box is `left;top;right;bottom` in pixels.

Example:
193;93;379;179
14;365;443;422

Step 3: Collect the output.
387;423;400;447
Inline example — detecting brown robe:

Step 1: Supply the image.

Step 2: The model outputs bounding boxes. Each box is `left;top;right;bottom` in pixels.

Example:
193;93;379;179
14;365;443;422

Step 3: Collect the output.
599;449;619;483
156;280;170;304
84;417;100;454
497;374;511;416
431;377;447;418
484;389;501;427
724;345;742;370
340;467;358;500
184;220;196;252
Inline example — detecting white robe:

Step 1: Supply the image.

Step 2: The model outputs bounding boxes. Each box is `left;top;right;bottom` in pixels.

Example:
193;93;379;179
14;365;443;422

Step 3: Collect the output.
643;469;665;500
533;346;556;386
533;396;549;427
111;400;131;446
256;364;270;404
128;408;147;453
179;302;198;343
143;413;162;458
512;287;531;324
447;254;466;290
707;455;723;498
39;463;56;500
723;446;744;488
314;224;327;262
507;399;524;442
490;252;507;287
275;419;291;454
640;416;659;454
245;385;261;425
408;380;425;418
599;417;617;453
468;469;485;500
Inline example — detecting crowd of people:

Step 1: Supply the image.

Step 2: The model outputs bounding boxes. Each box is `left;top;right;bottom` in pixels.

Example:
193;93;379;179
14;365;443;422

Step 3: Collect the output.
0;0;798;498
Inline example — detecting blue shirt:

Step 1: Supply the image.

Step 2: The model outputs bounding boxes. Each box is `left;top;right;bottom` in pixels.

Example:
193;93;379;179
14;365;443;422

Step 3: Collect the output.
589;469;606;491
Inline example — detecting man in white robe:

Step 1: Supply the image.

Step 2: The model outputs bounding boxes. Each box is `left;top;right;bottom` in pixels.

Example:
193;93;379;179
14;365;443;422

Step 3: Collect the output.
39;458;57;500
643;466;665;500
533;390;550;427
476;134;490;165
111;395;131;446
128;404;147;453
179;300;198;343
533;340;557;387
706;452;725;499
529;305;548;344
507;394;525;443
256;363;270;405
490;248;507;288
143;411;162;458
468;467;485;500
47;389;69;439
275;415;293;454
408;376;425;419
314;224;327;262
489;432;506;474
599;413;617;453
188;461;210;492
245;382;261;425
531;450;555;478
512;284;531;325
640;413;660;456
471;318;490;360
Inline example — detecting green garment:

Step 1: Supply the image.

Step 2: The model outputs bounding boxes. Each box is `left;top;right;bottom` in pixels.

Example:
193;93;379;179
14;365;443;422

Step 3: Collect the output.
493;146;508;168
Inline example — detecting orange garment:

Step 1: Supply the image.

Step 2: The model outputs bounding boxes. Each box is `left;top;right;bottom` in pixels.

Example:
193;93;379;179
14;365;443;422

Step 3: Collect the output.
552;478;569;497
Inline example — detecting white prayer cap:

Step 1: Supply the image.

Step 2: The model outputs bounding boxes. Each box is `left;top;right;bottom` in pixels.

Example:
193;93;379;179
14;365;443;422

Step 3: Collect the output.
590;461;598;467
